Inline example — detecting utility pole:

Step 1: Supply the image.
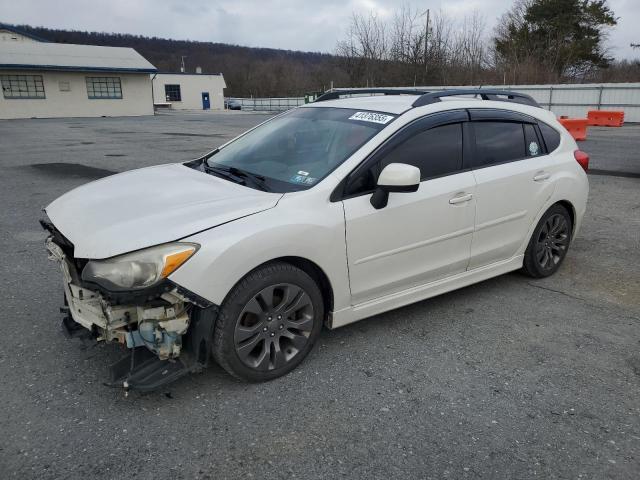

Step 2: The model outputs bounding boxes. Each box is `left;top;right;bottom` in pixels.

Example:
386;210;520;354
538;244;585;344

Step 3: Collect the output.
423;9;430;79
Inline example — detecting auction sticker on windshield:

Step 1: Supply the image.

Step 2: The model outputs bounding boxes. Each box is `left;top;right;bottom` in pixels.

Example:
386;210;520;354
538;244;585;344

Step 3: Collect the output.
348;111;395;125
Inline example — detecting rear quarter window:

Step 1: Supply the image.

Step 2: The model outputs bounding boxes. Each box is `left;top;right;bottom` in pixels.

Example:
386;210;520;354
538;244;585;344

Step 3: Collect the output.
538;122;561;152
524;124;542;157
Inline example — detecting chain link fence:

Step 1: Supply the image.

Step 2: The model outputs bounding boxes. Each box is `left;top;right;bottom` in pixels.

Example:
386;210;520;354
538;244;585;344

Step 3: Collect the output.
227;97;305;112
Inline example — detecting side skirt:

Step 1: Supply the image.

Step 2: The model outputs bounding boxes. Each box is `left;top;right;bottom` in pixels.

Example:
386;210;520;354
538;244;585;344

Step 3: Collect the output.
329;255;524;329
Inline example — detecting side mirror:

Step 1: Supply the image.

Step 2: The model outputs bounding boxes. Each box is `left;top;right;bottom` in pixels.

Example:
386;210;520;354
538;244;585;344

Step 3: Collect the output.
370;163;420;209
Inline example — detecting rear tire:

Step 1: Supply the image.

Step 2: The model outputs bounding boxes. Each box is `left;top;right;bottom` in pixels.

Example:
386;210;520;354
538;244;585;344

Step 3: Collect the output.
522;204;573;278
212;262;324;382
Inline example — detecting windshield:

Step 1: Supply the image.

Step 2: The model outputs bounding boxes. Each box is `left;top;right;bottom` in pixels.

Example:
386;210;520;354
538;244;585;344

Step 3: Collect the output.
204;107;393;192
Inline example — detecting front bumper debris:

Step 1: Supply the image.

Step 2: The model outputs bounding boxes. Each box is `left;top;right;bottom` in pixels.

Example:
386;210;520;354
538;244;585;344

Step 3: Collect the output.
44;235;217;392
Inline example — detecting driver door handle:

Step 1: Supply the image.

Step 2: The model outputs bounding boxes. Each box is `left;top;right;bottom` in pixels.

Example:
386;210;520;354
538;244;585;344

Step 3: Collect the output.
449;193;473;205
533;171;550;182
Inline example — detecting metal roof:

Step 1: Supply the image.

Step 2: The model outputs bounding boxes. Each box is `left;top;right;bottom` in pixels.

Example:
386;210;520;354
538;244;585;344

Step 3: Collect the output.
0;42;157;73
155;71;223;76
0;23;50;42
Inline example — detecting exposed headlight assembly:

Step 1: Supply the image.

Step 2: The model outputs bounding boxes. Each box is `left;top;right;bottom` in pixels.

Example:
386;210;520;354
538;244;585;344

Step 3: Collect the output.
81;243;198;291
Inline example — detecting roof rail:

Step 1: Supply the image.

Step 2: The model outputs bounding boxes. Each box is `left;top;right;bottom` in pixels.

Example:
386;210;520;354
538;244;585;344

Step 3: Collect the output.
315;88;429;103
412;89;539;108
314;87;540;108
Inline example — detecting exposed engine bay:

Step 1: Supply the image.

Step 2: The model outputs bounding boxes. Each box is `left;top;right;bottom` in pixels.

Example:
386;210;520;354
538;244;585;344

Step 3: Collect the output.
43;231;217;392
48;236;191;358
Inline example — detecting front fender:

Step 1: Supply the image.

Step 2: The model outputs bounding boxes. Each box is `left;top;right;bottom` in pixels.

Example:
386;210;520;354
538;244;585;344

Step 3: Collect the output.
168;199;350;312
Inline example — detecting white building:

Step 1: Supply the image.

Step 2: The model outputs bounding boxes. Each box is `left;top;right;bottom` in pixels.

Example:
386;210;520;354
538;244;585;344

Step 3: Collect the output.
0;24;47;43
152;72;226;110
0;28;157;119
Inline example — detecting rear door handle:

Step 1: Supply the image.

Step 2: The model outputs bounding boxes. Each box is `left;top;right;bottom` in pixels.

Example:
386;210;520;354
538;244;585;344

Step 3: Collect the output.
533;171;550;182
449;193;473;205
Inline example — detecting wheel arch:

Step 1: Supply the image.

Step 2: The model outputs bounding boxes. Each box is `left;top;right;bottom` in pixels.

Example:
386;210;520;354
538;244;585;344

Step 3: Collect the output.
518;198;580;257
555;199;576;235
223;256;335;327
277;257;334;321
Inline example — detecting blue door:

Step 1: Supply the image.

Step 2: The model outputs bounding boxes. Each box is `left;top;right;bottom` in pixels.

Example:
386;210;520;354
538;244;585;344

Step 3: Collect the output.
202;92;210;110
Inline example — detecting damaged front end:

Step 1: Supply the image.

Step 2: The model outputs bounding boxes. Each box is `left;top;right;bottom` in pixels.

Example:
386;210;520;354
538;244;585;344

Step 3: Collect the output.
43;222;217;392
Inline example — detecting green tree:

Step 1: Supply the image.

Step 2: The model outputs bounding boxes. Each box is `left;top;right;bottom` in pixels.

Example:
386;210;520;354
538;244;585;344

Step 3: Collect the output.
494;0;617;82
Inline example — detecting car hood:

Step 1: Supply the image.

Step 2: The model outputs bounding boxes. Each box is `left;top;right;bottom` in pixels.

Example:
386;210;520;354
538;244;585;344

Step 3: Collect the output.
45;163;283;259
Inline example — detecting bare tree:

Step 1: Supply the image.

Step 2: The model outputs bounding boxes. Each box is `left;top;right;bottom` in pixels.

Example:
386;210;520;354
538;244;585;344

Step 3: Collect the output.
453;11;487;84
426;10;454;84
389;5;426;84
336;12;389;87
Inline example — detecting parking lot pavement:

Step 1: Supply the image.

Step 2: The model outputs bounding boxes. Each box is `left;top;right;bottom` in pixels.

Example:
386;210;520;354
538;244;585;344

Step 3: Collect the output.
0;113;638;480
582;125;640;176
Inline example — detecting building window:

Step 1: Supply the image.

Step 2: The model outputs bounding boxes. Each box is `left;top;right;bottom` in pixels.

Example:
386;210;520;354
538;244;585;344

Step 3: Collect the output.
86;77;122;99
164;84;181;102
1;74;45;99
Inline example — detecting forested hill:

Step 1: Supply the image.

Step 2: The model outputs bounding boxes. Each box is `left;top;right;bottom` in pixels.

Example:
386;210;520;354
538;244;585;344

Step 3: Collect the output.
11;24;347;97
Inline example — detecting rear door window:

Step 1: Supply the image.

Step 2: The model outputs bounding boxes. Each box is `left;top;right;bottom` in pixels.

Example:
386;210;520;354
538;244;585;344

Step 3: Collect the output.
472;121;526;167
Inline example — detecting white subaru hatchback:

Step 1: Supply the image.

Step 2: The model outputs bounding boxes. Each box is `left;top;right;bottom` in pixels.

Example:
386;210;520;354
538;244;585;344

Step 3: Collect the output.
42;89;589;390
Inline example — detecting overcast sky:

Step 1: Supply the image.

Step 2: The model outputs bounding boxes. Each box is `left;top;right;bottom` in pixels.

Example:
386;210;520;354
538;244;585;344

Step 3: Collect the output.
1;0;638;59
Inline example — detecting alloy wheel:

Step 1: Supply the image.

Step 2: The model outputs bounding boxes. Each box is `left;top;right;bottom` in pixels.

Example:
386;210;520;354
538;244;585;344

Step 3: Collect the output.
535;213;570;270
234;283;315;371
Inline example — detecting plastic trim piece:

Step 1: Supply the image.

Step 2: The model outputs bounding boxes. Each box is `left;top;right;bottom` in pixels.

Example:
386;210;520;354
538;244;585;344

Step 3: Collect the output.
315;88;430;102
467;108;538;123
412;89;539;108
314;88;540;109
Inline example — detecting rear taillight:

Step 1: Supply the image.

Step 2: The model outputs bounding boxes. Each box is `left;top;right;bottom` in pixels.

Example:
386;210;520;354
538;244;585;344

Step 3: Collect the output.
574;150;589;173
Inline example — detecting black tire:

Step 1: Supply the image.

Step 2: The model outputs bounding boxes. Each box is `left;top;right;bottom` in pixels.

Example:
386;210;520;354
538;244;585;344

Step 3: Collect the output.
212;262;324;382
522;204;573;278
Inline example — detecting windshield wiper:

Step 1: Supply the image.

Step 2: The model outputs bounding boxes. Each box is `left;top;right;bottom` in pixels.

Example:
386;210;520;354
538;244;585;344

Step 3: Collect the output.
231;168;270;192
204;163;270;192
203;164;246;186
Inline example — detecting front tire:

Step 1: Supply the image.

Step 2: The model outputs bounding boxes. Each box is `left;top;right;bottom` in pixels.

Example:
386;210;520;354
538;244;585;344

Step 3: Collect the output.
212;262;324;382
522;204;573;278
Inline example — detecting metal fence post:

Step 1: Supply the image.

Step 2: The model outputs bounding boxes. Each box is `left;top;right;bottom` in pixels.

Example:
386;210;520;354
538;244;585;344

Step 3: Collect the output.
548;86;553;112
597;85;604;111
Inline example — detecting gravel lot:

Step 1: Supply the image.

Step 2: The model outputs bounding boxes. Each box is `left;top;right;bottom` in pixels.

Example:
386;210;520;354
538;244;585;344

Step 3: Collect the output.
0;111;638;479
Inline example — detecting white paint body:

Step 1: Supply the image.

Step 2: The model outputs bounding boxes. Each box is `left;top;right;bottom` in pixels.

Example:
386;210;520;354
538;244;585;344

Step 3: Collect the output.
377;162;421;187
46;96;589;330
152;73;226;110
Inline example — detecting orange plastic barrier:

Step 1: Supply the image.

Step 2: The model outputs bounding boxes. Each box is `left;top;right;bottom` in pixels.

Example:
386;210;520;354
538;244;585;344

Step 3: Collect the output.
587;110;624;127
558;118;588;141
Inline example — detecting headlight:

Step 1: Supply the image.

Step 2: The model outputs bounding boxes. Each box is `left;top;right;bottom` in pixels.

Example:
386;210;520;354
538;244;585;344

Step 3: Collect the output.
81;242;198;291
